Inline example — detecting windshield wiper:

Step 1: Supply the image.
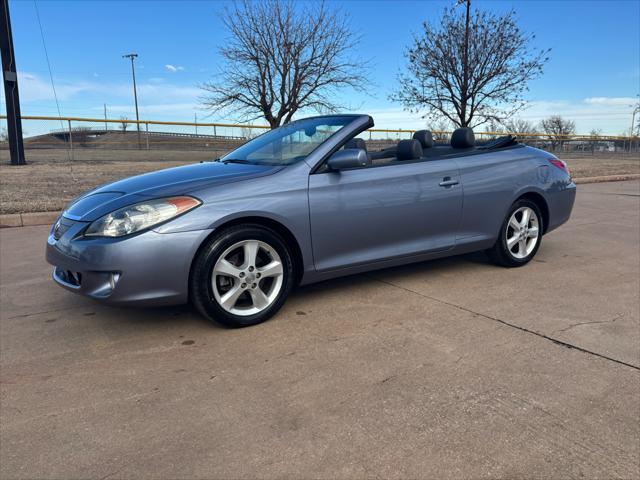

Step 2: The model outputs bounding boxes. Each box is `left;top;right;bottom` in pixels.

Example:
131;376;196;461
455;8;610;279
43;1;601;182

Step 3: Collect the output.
221;158;253;164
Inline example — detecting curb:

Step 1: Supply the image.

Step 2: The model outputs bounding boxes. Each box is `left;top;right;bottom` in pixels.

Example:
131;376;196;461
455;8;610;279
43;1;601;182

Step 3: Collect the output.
573;173;640;185
0;211;59;229
1;174;639;229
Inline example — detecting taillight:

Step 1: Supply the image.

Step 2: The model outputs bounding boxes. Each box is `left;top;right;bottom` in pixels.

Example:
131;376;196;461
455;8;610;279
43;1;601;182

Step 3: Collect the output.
548;158;570;175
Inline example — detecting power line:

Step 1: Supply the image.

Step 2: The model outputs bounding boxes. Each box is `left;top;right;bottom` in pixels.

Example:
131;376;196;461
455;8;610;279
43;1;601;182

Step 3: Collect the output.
33;0;71;163
33;1;64;129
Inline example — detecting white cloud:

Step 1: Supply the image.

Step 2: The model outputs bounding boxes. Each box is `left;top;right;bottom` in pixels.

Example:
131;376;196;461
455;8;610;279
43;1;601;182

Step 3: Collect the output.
165;64;185;73
106;102;199;116
7;73;637;135
365;97;637;135
515;97;636;134
16;71;98;102
583;97;637;106
12;71;201;104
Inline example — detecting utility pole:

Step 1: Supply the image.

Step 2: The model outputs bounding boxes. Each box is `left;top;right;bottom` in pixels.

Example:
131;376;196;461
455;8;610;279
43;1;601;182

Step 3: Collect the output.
0;0;26;165
194;112;198;135
103;103;108;131
122;53;140;146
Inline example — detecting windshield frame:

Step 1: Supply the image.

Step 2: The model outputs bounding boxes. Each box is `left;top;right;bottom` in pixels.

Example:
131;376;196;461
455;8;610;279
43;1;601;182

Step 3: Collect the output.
219;115;363;167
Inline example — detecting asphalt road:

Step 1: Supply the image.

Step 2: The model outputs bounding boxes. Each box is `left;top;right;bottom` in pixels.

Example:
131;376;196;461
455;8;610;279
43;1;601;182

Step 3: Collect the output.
1;180;639;479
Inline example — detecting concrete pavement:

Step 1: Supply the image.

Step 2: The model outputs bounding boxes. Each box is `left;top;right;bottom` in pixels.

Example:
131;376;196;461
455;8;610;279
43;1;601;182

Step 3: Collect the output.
1;181;639;479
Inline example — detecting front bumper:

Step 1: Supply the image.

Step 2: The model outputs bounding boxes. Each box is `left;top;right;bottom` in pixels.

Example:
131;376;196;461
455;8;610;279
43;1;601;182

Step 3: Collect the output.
46;219;213;306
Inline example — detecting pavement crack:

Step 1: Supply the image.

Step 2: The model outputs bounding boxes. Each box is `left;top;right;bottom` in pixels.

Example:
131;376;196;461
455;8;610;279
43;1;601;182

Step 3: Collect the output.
99;462;132;480
555;315;622;333
6;305;85;320
369;276;640;372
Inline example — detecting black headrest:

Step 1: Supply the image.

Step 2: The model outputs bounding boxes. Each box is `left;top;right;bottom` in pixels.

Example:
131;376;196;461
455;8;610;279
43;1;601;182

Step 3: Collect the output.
451;127;475;149
344;137;367;152
412;130;434;148
396;139;423;161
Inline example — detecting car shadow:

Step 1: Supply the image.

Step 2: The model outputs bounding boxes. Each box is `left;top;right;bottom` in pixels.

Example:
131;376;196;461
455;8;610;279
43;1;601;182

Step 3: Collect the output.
290;250;493;300
88;250;493;330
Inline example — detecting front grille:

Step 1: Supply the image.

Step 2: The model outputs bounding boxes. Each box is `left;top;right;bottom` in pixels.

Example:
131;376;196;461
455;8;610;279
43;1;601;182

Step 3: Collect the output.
53;216;75;240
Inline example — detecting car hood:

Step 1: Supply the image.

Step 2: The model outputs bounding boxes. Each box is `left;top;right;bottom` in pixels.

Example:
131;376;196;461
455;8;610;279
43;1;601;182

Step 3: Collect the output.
64;161;281;221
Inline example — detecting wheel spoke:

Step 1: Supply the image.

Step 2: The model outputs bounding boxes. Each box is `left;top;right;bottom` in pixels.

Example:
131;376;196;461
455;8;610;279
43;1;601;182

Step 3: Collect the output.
220;284;244;310
243;241;260;268
212;238;285;316
507;235;519;249
214;259;242;278
521;208;531;227
518;239;527;256
527;226;539;238
258;260;283;278
249;287;269;310
509;216;520;230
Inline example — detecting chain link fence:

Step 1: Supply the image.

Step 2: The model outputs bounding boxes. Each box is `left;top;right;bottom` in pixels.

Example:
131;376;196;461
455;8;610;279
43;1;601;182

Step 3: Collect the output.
0;115;638;215
1;115;639;164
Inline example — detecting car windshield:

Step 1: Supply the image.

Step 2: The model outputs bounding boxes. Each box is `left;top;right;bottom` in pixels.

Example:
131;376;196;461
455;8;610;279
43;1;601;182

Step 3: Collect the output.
220;116;356;166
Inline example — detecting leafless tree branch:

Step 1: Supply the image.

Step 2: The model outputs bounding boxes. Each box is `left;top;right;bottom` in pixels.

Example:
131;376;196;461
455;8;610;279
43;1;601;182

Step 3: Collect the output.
200;0;369;128
390;2;549;128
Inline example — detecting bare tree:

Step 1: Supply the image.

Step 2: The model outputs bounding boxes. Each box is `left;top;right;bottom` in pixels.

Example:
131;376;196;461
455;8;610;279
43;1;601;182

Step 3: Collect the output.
540;115;575;150
502;118;538;143
427;119;453;142
201;0;367;128
503;118;537;134
71;127;93;147
119;116;130;132
588;128;602;153
0;127;7;142
483;120;504;139
391;0;549;128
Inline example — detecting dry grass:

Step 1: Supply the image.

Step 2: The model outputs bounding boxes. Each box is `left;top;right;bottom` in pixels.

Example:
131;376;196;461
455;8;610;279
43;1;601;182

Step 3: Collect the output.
1;148;638;214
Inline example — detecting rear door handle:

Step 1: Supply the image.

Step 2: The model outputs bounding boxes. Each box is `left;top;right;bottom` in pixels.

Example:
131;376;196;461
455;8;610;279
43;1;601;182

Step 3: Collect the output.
439;177;459;187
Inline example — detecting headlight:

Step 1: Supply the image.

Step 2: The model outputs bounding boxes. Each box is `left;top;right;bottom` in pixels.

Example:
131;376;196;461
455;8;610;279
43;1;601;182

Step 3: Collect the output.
84;196;201;237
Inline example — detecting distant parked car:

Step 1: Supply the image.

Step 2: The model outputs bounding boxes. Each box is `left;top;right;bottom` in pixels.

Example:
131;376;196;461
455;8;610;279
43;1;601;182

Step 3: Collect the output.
47;115;576;327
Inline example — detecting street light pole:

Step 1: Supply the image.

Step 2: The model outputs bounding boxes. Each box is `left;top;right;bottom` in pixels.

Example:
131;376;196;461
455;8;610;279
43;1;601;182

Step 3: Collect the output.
122;53;140;146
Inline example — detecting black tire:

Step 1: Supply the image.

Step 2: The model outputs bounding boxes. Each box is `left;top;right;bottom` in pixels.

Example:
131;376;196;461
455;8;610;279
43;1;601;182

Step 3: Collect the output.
487;199;543;268
190;224;295;327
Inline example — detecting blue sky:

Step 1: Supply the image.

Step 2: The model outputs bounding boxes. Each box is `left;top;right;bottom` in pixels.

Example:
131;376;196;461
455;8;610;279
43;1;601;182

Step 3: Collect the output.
3;0;640;134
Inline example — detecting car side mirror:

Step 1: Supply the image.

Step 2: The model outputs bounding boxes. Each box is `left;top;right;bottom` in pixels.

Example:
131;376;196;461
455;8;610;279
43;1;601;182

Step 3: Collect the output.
327;149;370;171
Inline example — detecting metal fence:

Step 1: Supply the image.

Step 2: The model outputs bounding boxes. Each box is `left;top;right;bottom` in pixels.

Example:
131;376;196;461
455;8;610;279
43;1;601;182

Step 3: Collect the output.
1;115;639;164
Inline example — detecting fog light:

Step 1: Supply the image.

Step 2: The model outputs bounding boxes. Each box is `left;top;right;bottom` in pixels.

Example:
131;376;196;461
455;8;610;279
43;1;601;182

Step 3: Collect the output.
109;272;120;290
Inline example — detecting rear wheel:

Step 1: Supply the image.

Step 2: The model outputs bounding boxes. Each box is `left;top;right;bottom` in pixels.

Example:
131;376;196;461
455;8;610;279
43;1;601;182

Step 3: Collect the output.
487;200;542;267
190;225;294;327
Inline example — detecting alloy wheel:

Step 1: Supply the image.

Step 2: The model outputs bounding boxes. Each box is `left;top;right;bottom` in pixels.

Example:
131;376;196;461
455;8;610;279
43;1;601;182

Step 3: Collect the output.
211;239;284;316
505;206;540;259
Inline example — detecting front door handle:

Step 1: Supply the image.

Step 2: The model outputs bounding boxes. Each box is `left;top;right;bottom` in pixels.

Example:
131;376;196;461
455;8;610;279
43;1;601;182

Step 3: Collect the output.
439;177;459;187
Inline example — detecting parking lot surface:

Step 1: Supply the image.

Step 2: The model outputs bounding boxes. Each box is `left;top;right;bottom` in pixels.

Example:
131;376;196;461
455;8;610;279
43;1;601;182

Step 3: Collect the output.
1;180;639;479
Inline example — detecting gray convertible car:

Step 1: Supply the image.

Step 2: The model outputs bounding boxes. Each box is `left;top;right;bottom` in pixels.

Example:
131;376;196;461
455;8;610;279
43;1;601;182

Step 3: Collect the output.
47;114;576;327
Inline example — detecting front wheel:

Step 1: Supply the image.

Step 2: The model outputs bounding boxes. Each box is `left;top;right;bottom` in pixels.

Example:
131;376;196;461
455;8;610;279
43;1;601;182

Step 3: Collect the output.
487;200;543;267
190;224;294;327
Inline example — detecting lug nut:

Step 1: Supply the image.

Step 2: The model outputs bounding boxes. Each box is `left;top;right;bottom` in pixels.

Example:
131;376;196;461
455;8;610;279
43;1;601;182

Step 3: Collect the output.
256;273;261;278
248;266;254;272
239;272;245;278
251;283;257;288
241;283;247;288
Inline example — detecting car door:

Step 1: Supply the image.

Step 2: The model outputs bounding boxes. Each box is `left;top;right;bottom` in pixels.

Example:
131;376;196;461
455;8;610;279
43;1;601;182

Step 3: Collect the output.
308;159;463;272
